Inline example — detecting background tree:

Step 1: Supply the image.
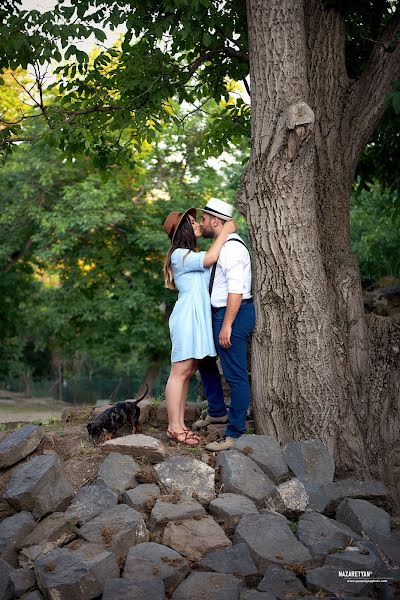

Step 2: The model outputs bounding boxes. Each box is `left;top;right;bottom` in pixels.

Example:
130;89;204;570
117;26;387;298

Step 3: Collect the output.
0;0;399;501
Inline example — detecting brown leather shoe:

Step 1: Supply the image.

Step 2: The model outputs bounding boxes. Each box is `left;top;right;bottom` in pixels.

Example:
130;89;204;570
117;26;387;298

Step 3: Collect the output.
192;413;228;431
205;436;236;452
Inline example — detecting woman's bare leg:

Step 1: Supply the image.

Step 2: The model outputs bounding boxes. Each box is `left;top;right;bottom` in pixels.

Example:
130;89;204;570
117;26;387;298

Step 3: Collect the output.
179;360;198;430
166;359;198;443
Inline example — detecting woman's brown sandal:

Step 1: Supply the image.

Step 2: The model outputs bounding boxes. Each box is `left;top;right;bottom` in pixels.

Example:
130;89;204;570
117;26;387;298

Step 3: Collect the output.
167;429;200;446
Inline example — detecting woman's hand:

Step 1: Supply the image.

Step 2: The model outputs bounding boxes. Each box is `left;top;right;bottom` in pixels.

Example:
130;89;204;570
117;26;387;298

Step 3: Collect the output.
223;219;236;234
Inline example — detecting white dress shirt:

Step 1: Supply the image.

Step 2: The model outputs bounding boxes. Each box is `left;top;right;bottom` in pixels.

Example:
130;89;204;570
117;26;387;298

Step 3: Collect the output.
210;233;252;307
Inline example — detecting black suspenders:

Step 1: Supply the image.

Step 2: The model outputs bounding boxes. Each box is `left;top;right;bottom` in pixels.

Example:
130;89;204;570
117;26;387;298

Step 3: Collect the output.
208;238;249;296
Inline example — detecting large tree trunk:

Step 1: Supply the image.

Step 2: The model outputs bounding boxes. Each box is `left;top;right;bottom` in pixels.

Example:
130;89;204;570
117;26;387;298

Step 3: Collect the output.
242;0;400;509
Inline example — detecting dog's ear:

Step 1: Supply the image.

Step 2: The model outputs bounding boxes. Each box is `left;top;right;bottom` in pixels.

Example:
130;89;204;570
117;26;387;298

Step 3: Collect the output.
86;423;92;434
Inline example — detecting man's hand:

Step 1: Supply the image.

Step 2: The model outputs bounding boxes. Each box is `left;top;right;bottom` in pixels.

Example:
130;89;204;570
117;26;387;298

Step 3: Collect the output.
219;323;232;349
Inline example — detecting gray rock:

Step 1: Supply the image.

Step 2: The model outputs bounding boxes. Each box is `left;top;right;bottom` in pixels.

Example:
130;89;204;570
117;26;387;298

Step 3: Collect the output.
20;512;78;567
305;564;370;596
234;435;289;483
0;426;43;469
298;478;331;513
97;452;142;495
284;438;335;484
103;577;165;600
101;434;166;463
154;456;215;504
297;511;362;560
172;572;243;600
241;592;277;600
122;484;160;512
209;493;258;534
20;592;44;600
162;516;232;561
234;512;312;573
325;540;385;572
201;543;258;583
150;498;206;528
3;452;74;518
34;542;119;600
336;498;391;543
9;568;36;597
266;478;309;517
258;564;308;598
216;451;275;507
78;504;149;560
137;399;152;425
323;478;389;512
65;484;118;524
0;559;15;600
123;542;189;593
0;512;36;567
376;530;400;566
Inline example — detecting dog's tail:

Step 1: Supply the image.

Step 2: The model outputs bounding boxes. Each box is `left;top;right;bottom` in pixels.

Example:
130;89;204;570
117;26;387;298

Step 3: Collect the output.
128;384;149;405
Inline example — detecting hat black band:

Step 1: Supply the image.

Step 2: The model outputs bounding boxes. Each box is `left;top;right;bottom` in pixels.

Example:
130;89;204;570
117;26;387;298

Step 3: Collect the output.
202;206;231;218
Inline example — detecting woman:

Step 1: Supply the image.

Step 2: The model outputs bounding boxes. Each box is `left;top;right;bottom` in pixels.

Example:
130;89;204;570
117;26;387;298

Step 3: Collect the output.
163;207;236;445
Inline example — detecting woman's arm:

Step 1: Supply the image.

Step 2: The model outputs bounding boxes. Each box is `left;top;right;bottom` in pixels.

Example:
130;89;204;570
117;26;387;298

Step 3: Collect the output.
203;219;236;267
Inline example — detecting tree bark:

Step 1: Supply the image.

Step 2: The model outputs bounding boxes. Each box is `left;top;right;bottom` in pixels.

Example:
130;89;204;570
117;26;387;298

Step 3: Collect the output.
242;0;400;508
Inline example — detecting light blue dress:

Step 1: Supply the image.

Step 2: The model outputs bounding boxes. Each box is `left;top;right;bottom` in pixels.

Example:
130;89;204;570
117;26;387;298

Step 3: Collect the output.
169;248;217;362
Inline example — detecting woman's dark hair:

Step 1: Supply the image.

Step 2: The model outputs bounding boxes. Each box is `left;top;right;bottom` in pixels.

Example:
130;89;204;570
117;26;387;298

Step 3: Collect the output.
163;215;197;289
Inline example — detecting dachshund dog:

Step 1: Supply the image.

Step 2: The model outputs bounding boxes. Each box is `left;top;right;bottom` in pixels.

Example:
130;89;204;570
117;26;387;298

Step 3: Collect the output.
86;385;148;445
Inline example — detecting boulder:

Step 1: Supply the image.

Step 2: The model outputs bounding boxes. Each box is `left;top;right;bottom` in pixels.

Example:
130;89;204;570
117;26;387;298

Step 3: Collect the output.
305;564;371;597
150;498;206;528
375;530;400;566
65;484;118;525
162;516;231;561
123;542;189;593
172;572;243;600
325;540;385;573
101;434;166;463
336;498;391;543
258;564;308;598
297;511;362;560
240;592;277;600
0;512;36;567
9;568;36;598
323;478;389;512
20;512;78;567
0;559;15;600
78;504;149;561
234;512;312;573
137;399;152;425
97;452;142;495
234;435;289;483
0;425;43;469
216;451;275;507
19;592;44;600
34;542;119;600
298;478;331;513
283;438;335;484
154;456;215;504
122;484;160;512
3;452;73;518
102;577;165;600
266;478;309;517
209;493;258;534
201;543;258;583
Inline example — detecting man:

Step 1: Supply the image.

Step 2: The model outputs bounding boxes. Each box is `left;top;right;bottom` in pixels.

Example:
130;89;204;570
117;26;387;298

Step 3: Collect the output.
195;198;255;451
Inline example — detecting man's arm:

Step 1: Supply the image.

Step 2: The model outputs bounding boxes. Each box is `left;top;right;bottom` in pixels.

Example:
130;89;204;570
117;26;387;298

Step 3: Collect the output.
219;293;242;349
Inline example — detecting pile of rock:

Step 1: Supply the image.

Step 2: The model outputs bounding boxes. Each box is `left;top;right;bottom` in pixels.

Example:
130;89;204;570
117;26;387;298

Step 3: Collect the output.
0;423;399;600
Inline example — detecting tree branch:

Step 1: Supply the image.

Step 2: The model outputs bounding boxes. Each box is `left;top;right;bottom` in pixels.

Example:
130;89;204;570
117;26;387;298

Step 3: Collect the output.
0;137;33;148
186;46;249;77
343;7;400;171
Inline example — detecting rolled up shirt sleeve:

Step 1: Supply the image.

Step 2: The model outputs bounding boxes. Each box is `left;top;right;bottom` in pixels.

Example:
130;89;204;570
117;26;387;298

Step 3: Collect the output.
223;257;245;294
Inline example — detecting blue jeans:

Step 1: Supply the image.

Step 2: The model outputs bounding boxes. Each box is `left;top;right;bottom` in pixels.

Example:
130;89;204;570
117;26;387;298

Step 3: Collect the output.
199;300;255;438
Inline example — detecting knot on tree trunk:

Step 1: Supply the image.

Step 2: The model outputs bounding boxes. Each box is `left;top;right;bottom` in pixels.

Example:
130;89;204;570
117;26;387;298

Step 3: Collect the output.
284;102;315;161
